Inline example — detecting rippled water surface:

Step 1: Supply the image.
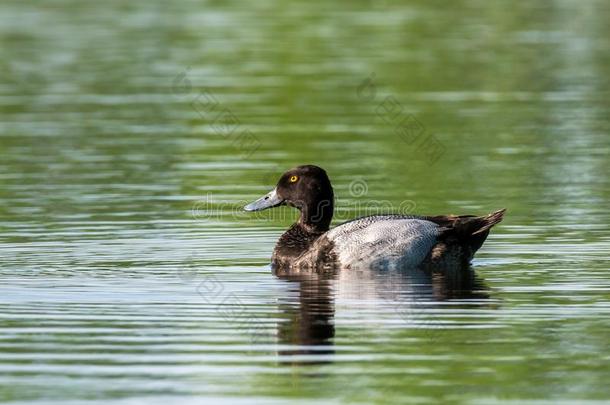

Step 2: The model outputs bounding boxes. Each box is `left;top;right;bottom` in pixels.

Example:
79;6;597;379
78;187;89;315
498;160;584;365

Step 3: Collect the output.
1;0;610;403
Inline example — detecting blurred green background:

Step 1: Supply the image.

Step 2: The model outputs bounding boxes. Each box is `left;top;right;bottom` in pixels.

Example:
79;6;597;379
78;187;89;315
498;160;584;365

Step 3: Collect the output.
1;0;609;403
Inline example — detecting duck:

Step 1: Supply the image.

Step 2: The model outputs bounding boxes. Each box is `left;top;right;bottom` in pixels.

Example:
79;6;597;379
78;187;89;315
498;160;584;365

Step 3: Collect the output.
244;165;505;271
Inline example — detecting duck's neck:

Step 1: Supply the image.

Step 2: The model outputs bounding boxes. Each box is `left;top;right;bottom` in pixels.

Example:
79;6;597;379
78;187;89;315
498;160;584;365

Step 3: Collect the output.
297;194;334;234
272;194;334;264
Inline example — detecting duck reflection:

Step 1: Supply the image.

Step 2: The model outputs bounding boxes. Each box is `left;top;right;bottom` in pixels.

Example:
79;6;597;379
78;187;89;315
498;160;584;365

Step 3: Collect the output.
273;264;489;364
274;268;337;361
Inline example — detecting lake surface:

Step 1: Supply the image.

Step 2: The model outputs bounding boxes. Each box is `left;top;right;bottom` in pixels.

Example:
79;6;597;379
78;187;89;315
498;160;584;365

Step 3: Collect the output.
1;0;609;403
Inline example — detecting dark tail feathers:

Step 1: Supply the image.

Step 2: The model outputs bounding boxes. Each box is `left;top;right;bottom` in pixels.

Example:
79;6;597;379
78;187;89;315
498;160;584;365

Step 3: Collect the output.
471;208;507;235
432;208;506;254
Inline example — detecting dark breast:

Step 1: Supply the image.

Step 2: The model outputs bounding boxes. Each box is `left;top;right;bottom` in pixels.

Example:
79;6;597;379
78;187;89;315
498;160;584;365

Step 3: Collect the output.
272;224;338;271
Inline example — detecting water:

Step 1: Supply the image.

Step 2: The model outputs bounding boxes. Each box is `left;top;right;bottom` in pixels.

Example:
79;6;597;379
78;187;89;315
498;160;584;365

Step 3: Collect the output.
1;0;610;403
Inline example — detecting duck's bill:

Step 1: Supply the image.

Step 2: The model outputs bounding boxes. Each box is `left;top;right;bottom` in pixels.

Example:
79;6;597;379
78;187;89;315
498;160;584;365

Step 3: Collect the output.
244;188;284;211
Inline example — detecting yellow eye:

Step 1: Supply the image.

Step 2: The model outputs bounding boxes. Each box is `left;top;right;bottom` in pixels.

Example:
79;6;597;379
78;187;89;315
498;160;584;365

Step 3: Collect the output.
289;175;298;183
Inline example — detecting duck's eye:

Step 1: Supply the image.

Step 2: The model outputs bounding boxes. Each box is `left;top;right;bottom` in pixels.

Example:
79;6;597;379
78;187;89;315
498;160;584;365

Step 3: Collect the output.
289;175;299;183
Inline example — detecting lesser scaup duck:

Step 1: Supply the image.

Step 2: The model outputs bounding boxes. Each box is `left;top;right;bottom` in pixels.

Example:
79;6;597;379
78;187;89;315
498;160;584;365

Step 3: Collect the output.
245;165;505;271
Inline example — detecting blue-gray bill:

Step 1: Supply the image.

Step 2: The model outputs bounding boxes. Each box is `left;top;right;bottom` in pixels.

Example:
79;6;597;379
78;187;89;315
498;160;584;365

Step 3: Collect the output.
244;188;283;211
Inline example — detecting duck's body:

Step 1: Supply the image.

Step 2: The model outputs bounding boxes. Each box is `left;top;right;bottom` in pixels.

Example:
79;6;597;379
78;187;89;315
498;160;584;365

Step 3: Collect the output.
245;165;505;271
324;215;438;269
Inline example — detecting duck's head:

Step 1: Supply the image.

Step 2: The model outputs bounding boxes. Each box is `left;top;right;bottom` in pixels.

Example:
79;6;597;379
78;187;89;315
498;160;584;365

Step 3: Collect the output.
244;165;334;231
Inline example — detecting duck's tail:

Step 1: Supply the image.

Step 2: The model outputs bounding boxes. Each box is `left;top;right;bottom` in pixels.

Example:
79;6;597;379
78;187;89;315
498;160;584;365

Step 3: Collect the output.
430;208;507;259
470;208;507;235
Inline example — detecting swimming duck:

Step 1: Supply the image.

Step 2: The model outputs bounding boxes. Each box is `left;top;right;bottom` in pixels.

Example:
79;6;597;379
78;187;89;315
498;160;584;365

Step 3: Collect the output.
245;165;505;271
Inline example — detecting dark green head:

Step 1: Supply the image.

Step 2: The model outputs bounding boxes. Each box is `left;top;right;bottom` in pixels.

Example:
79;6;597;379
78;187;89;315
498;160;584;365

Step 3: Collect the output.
244;165;334;231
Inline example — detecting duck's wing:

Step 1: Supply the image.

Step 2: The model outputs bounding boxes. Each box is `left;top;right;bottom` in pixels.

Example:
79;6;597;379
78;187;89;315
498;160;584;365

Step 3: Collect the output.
325;215;441;269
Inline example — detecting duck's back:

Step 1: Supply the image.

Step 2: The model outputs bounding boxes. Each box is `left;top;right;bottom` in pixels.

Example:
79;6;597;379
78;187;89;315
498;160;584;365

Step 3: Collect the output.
325;215;440;270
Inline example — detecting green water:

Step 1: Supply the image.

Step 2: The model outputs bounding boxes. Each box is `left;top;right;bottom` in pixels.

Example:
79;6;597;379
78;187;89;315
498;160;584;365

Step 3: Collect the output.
1;0;609;403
